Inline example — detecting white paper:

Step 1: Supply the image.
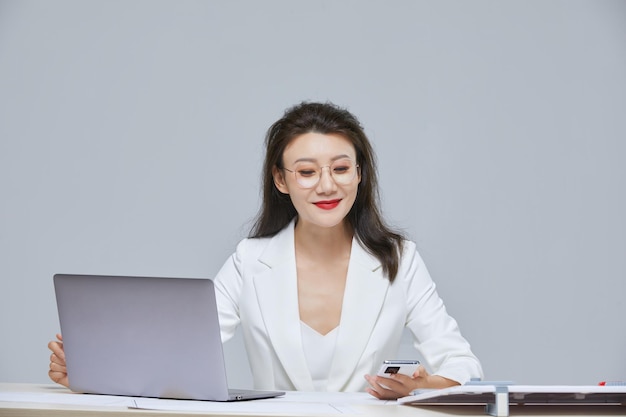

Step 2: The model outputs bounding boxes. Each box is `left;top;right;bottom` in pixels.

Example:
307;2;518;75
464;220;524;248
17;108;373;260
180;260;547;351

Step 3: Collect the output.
0;388;391;414
0;390;133;407
131;391;384;414
130;397;345;414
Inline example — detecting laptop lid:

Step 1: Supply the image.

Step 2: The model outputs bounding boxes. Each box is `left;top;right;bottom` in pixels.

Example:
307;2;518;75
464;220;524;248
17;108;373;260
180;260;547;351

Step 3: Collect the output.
54;274;284;401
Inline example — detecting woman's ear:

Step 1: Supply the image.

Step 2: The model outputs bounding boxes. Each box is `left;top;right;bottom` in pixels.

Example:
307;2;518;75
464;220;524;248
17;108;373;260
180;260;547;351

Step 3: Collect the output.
272;166;289;194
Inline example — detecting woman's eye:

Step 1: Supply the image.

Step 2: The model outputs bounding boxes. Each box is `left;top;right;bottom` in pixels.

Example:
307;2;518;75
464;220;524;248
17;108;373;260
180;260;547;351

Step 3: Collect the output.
298;169;317;177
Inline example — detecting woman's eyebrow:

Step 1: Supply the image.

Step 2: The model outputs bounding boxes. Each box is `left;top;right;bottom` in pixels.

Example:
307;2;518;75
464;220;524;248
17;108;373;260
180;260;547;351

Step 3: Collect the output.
292;154;353;164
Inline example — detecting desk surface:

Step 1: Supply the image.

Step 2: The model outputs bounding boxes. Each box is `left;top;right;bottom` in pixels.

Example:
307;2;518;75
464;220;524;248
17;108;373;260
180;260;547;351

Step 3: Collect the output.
1;383;625;417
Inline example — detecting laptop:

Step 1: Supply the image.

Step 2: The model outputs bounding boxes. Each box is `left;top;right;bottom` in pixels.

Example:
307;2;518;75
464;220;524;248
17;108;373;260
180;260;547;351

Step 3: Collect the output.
54;273;285;401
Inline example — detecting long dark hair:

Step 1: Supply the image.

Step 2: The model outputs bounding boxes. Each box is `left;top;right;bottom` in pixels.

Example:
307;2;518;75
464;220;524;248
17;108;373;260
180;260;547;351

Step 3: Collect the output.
249;101;405;282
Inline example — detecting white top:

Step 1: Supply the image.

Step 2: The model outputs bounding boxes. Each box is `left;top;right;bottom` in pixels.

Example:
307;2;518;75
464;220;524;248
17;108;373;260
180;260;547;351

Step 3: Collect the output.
300;322;339;391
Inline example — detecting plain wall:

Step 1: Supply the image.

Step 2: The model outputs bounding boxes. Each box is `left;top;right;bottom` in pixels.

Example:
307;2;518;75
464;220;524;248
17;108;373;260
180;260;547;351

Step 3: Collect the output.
1;0;625;388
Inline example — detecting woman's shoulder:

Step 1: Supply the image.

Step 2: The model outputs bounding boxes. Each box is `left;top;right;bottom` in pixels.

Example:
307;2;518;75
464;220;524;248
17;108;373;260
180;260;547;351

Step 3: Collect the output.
398;238;419;258
233;223;293;257
233;234;274;254
395;239;431;281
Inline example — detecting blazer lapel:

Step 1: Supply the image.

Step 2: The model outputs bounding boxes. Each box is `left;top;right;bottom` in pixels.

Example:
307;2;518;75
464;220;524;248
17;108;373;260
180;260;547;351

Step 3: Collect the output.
252;221;315;391
327;240;390;392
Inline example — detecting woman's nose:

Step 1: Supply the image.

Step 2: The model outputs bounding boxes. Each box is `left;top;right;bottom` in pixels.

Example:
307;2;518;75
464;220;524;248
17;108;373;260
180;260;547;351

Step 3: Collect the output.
316;166;337;193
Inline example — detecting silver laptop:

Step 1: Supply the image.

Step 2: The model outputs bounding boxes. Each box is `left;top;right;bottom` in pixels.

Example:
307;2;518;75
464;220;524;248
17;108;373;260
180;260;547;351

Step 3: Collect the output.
54;273;284;401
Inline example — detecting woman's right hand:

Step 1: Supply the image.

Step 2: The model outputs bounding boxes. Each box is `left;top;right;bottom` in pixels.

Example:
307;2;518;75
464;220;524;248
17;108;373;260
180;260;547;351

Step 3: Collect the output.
48;333;69;388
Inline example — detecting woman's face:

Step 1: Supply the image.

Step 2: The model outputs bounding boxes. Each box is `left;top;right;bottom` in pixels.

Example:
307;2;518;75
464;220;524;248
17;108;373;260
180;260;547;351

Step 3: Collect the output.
273;132;361;231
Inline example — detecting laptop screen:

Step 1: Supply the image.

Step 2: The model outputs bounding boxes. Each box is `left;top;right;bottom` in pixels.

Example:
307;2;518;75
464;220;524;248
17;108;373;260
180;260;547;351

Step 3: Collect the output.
55;274;232;401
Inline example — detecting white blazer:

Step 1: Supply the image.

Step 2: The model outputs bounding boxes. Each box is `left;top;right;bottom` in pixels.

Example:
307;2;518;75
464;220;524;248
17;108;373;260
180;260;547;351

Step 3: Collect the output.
214;220;483;392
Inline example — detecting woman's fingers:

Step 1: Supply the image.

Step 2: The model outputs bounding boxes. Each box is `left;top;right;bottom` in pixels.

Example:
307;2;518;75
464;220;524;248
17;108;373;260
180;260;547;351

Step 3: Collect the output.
413;364;430;379
48;355;69;387
364;374;413;400
48;335;69;387
48;369;69;387
49;359;66;373
48;341;65;362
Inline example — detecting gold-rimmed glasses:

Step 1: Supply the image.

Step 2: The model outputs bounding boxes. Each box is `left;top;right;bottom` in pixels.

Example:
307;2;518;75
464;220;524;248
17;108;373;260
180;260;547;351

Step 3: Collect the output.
282;158;360;189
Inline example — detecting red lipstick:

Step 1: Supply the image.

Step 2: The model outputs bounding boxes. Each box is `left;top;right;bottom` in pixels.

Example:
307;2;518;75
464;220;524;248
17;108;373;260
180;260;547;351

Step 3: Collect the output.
314;199;341;210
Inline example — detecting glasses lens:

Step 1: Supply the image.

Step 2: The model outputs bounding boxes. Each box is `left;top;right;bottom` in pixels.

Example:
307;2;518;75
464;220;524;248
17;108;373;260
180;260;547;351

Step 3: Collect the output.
295;165;319;188
330;159;357;184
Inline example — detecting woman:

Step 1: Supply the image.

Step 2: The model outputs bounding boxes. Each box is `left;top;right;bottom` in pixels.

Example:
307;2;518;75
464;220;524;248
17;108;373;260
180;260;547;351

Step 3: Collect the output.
49;101;483;399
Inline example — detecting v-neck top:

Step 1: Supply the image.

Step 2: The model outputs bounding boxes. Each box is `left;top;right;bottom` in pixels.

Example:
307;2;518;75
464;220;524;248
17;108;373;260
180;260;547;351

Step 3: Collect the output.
300;321;339;391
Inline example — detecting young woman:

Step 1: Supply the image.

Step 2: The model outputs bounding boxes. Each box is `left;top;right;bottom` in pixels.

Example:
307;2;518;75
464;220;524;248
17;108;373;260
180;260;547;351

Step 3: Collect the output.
49;102;483;399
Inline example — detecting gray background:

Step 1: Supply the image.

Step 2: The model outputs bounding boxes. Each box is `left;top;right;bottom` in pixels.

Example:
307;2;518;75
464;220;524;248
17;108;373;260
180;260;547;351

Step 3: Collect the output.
1;0;624;388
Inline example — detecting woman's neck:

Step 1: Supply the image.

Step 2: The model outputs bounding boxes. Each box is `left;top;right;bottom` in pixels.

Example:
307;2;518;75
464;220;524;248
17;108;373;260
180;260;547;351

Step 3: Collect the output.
294;220;353;260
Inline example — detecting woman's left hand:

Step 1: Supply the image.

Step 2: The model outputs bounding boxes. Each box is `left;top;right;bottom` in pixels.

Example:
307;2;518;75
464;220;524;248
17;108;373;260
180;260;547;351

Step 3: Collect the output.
364;365;459;400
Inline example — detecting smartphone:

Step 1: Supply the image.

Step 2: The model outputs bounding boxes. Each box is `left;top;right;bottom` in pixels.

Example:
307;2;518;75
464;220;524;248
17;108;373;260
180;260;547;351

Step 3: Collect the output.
377;360;420;377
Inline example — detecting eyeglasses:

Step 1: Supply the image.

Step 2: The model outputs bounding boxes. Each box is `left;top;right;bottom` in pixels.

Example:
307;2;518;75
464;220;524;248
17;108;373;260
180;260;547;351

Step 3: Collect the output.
282;158;360;189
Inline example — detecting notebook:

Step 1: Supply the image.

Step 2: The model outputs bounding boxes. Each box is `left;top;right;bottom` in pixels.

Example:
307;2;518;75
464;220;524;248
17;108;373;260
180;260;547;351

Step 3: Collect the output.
398;383;626;416
54;273;284;401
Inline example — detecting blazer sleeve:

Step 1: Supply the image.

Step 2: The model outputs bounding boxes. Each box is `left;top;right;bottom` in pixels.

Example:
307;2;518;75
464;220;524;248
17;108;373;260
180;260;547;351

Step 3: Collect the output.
401;242;484;384
212;239;247;344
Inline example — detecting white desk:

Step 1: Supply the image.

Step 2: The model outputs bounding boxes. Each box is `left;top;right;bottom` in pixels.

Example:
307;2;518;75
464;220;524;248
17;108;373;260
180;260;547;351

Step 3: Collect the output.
1;383;624;417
